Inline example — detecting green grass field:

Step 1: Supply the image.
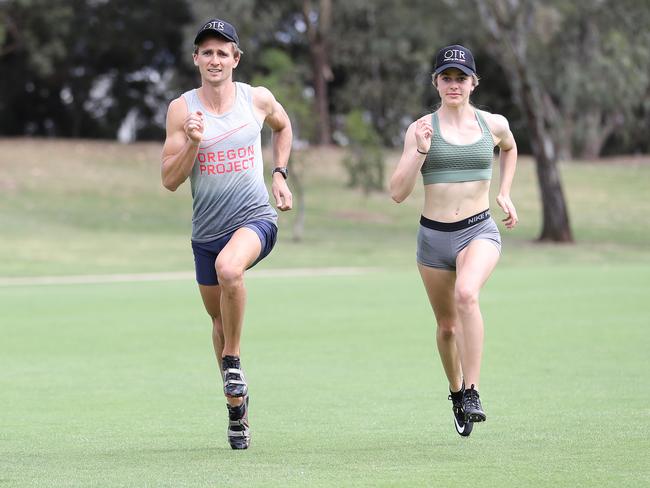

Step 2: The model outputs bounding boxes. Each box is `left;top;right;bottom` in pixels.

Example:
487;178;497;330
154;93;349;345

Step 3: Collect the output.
1;139;649;486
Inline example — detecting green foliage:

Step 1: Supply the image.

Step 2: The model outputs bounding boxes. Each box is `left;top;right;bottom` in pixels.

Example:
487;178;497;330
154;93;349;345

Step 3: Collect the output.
325;0;445;145
446;0;650;157
1;0;73;77
251;48;315;142
0;0;192;138
1;0;650;156
342;109;385;193
533;1;650;156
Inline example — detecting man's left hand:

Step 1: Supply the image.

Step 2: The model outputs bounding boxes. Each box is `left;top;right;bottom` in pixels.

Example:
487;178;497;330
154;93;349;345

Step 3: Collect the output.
272;175;293;211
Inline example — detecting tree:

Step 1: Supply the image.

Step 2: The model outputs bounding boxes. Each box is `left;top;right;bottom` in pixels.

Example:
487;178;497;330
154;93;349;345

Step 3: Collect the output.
342;109;385;194
251;48;314;241
0;1;75;136
191;0;333;146
0;0;192;139
558;1;650;159
327;0;444;146
208;0;439;148
301;0;333;145
471;0;574;241
467;0;650;241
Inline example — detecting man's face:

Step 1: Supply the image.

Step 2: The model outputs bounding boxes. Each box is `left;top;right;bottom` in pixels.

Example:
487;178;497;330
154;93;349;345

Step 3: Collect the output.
193;37;240;84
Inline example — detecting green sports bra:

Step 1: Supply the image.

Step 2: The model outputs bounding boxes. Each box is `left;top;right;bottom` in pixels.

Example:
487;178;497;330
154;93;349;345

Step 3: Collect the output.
420;111;495;184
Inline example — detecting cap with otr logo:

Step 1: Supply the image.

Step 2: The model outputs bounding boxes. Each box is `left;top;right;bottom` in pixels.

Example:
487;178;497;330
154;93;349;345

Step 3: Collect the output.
194;19;240;46
433;45;476;76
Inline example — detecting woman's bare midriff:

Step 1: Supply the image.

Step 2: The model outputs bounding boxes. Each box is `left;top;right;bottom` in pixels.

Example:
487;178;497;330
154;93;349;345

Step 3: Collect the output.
422;180;490;222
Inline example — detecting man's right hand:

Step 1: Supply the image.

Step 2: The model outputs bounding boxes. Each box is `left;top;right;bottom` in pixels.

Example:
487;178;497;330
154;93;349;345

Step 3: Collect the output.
184;111;204;143
161;101;202;191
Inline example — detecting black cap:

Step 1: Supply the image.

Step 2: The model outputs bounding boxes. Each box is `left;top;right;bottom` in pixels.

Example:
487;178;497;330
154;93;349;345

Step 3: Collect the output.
194;19;240;46
434;45;476;76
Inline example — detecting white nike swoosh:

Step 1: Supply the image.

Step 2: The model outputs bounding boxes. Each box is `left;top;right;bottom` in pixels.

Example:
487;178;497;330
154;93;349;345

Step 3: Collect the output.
454;415;465;433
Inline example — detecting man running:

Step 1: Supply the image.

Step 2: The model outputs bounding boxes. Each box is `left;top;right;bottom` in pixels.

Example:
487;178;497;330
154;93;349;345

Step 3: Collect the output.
161;18;293;449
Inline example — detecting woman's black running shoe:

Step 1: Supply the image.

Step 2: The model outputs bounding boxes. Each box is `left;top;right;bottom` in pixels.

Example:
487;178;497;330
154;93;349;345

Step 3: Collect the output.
449;390;473;437
462;384;486;422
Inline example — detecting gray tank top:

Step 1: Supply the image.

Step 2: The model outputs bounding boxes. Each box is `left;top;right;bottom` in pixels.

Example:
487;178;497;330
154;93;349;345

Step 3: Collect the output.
182;83;277;242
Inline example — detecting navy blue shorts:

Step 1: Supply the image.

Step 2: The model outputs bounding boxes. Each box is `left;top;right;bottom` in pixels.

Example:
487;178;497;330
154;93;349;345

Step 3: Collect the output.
191;220;278;286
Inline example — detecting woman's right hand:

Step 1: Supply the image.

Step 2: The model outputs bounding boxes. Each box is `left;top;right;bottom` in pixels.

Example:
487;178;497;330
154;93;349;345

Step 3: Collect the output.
415;117;433;154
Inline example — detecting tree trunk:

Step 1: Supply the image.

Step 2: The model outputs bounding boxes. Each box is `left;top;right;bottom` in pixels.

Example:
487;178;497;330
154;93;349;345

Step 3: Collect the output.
310;42;332;145
0;14;19;58
518;73;574;242
478;0;574;242
290;155;306;242
534;147;574;242
302;0;333;145
579;109;624;160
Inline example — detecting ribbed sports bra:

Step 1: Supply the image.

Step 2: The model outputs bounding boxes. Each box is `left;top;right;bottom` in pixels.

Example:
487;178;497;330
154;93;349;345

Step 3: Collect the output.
420;110;495;184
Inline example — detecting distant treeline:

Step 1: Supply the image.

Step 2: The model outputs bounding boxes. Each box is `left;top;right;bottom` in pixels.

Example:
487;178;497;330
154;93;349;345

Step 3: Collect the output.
1;0;649;158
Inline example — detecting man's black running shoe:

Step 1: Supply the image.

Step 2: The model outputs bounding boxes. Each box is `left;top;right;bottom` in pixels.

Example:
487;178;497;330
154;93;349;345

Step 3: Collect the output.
462;384;486;422
449;385;473;437
222;355;248;398
227;396;250;450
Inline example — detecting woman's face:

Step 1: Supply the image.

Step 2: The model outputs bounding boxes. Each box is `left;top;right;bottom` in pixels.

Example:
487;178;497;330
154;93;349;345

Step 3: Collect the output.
435;68;474;106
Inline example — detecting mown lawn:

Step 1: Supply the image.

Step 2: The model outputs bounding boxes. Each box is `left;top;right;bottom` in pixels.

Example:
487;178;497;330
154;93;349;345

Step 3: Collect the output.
1;266;648;487
1;139;648;486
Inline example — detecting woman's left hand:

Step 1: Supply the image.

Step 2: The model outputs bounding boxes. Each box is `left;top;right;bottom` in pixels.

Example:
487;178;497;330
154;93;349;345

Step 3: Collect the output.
496;194;519;229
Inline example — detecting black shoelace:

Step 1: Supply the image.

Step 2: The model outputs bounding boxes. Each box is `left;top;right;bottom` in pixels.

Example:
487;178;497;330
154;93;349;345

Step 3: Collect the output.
464;390;481;410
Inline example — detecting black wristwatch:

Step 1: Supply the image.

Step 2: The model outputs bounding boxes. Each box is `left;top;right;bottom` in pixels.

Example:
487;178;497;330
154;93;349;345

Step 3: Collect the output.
272;167;288;179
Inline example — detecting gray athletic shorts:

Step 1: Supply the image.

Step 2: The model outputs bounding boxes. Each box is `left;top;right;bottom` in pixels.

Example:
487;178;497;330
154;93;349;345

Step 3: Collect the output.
416;210;501;271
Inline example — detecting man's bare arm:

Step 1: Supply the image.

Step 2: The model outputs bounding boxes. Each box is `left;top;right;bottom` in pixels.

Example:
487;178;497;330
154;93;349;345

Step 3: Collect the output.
161;98;204;191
